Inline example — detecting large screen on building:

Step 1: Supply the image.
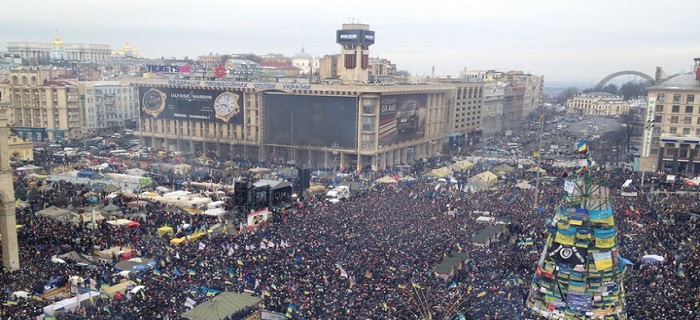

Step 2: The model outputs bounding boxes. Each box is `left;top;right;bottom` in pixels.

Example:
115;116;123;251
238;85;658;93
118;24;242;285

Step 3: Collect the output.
139;86;244;124
263;94;358;149
378;94;427;145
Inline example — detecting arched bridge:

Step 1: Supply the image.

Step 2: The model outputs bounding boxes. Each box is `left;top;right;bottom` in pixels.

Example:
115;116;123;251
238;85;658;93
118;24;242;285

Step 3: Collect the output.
596;70;655;89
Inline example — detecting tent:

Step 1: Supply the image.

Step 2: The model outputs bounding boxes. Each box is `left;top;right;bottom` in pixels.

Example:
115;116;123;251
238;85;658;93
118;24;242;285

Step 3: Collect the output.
376;176;398;184
37;206;72;222
423;167;452;179
492;164;515;174
103;280;137;298
182;292;262;320
470;171;499;186
452;160;474;173
101;204;122;215
249;167;272;174
114;258;155;272
526;167;547;174
43;291;100;316
515;180;534;189
103;184;121;193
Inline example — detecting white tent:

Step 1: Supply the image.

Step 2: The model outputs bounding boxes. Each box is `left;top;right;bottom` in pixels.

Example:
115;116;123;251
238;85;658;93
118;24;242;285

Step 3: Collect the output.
43;291;100;315
376;176;398;184
526;167;546;174
204;208;227;217
641;254;665;264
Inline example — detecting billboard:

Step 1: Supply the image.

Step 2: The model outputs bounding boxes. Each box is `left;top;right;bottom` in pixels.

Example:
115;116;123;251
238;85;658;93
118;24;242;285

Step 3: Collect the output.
336;29;375;46
139;87;244;124
263;94;358;149
378;94;427;145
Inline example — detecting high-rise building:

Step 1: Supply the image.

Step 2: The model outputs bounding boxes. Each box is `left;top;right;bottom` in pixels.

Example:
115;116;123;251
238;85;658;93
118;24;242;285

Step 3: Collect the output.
336;23;375;84
0;68;82;142
639;58;700;174
482;83;505;140
436;79;484;150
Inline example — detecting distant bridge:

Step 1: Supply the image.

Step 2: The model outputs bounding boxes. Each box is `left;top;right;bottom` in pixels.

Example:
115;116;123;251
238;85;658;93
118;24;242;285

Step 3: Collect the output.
595;70;655;90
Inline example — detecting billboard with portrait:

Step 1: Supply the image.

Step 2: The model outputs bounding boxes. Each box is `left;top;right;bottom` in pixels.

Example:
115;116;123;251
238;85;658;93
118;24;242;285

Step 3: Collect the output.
263;94;358;149
378;94;427;145
139;86;244;124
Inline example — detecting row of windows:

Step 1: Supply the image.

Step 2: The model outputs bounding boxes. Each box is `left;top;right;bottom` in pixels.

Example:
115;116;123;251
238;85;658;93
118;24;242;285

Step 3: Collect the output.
653;115;700;125
655;105;699;113
657;93;695;104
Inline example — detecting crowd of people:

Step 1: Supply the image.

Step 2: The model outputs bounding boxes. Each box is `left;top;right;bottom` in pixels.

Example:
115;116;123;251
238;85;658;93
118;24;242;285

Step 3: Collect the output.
0;154;698;319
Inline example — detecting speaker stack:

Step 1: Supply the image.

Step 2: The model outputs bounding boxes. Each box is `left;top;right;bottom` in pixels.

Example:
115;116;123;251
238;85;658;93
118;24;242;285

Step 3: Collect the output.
298;168;311;191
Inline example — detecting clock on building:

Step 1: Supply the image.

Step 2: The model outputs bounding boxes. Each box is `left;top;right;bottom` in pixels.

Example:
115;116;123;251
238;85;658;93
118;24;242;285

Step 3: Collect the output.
142;88;166;118
213;91;240;122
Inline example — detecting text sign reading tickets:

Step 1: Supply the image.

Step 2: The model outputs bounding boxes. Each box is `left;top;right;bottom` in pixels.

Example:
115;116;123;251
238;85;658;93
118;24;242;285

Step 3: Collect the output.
263;94;358;149
139;87;244;124
378;94;427;146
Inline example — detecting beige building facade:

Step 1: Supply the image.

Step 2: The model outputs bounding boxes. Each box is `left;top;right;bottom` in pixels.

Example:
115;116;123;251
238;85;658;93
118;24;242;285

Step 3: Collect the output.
0;68;82;142
8;135;34;161
133;78;452;171
566;92;630;116
640;59;700;174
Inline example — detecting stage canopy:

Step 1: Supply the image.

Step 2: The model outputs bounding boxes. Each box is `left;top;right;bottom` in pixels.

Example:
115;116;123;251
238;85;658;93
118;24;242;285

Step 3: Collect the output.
182;292;262;320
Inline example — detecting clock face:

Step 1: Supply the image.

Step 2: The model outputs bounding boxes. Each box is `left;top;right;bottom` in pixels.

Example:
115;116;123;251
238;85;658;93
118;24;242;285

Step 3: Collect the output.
214;92;239;117
143;89;164;111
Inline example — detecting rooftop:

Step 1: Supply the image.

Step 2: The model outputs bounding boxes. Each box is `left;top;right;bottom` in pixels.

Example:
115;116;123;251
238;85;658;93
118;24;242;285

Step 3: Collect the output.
650;72;700;91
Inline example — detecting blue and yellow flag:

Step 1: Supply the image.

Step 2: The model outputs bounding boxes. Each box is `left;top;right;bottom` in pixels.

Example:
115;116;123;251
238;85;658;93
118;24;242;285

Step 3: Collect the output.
576;140;588;153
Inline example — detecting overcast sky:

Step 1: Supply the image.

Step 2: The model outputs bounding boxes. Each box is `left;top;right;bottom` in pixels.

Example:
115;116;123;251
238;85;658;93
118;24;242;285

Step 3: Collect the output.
2;0;698;84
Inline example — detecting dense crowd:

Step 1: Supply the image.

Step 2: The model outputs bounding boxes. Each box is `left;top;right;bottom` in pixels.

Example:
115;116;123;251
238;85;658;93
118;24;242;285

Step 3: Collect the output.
0;155;698;319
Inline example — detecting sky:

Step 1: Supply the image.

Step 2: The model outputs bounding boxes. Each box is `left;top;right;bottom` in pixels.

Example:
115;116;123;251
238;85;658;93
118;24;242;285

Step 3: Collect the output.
2;0;699;85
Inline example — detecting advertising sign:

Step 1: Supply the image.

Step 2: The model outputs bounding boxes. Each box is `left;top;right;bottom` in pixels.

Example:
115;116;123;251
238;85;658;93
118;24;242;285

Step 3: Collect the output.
139;87;244;124
378;94;427;145
263;94;358;149
336;29;375;46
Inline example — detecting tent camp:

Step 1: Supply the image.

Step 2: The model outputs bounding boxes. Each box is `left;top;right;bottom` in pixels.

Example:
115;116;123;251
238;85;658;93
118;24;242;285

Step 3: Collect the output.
515;180;534;189
37;206;73;222
43;291;100;315
452;160;475;173
423;167;452;179
181;292;262;320
470;171;499;186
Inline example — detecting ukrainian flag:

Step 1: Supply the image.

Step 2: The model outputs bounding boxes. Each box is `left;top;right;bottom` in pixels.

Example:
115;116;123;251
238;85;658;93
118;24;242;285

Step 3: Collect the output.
594;227;616;248
576;140;588;153
555;227;577;246
593;251;613;270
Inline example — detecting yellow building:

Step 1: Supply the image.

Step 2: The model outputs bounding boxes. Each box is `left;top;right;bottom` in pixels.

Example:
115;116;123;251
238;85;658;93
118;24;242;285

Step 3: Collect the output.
0;68;82;142
8;135;33;161
639;58;700;174
566;92;630;116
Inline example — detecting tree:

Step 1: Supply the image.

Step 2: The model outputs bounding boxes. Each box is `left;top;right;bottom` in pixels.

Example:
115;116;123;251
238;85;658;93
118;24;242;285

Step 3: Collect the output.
556;86;579;104
395;70;411;77
602;83;618;95
617;113;642;152
619;80;650;100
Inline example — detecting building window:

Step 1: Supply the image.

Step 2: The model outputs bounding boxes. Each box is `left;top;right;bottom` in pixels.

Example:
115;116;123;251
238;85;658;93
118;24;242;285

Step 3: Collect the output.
652;137;660;144
683;128;691;135
651;148;659;155
655;105;663;112
669;127;677;134
684;117;692;124
657;94;665;102
672;105;680;113
666;146;675;156
654;115;662;123
686;106;694;113
688;95;695;104
652;127;661;134
670;116;678;123
696;128;700;136
673;94;681;103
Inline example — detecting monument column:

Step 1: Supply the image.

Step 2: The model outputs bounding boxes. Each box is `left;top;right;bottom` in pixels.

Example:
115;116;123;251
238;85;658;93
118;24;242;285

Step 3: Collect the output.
0;104;19;271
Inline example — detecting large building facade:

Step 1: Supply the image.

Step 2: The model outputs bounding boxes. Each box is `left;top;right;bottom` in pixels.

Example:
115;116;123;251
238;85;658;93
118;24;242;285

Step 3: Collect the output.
640;58;700;174
482;83;505;140
77;81;139;135
566;92;630;116
134;79;451;171
7;33;111;65
0;68;82;142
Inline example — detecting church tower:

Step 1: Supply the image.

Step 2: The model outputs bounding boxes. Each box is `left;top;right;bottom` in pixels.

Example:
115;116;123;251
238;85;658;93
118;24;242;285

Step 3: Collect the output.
336;22;374;84
0;99;19;271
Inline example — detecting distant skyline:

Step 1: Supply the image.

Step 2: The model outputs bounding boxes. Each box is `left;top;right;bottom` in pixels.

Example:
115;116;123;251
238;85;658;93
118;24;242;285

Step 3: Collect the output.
2;0;698;83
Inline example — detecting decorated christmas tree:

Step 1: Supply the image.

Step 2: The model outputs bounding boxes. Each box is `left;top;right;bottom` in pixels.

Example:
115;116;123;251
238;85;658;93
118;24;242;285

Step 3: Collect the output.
527;155;627;319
